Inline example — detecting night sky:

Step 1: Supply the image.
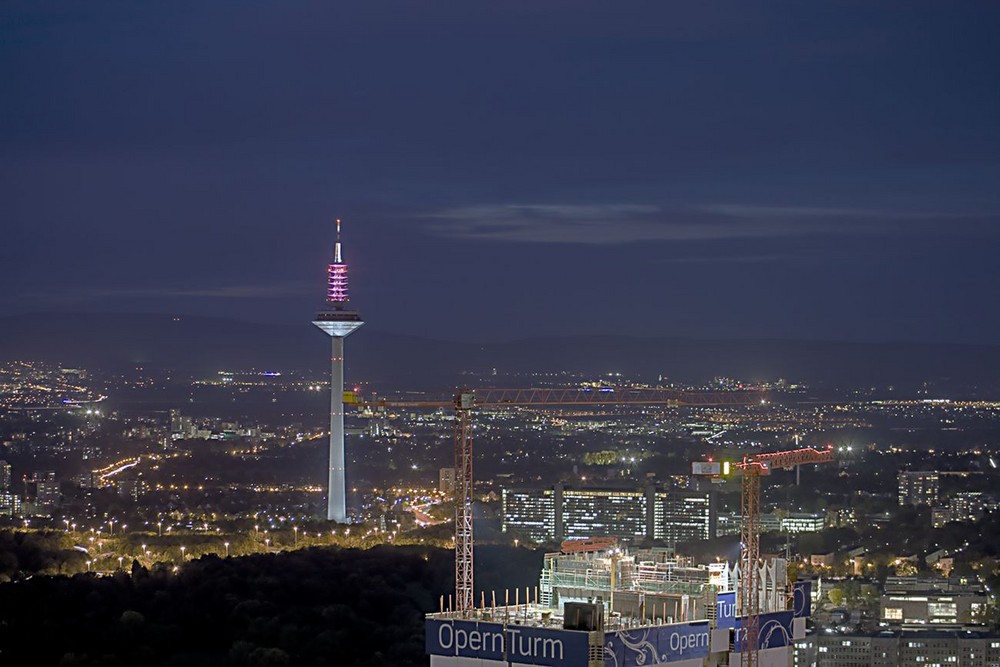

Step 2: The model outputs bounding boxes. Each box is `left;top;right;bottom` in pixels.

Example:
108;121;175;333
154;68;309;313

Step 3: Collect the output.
3;2;999;344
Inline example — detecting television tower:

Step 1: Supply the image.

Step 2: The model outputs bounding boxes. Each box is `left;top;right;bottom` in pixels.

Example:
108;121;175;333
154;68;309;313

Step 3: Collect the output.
313;219;363;522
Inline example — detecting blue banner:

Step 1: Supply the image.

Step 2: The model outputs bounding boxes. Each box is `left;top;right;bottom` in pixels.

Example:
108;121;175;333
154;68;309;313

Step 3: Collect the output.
793;581;812;618
716;591;737;629
426;619;589;667
733;611;793;652
604;621;710;666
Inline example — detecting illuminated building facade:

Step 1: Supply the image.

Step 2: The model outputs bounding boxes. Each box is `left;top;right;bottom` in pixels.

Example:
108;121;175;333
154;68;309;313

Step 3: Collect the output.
801;630;1000;666
313;220;363;522
502;484;715;544
898;471;940;506
502;488;556;543
653;489;716;544
880;591;986;626
0;492;19;517
933;492;997;527
561;488;649;542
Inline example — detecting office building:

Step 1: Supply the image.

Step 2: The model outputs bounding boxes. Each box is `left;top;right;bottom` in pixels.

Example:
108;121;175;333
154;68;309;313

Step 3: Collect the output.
880;576;987;627
502;484;715;544
800;630;1000;666
503;488;556;543
716;512;825;538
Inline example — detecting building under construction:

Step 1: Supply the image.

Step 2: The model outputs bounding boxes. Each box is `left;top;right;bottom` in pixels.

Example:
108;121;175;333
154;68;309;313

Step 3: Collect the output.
426;541;812;667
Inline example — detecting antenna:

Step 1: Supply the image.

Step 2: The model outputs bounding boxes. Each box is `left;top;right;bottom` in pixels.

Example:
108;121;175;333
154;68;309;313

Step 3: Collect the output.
327;219;349;302
334;219;343;264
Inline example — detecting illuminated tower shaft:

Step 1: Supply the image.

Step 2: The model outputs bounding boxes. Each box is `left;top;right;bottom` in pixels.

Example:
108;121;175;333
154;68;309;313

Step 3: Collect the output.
313;220;363;522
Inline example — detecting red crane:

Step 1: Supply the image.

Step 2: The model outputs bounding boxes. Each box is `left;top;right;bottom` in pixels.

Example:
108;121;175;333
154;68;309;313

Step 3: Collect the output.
360;385;765;613
737;446;834;667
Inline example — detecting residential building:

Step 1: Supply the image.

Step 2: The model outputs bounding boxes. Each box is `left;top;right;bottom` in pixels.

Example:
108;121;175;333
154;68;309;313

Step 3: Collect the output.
898;471;939;507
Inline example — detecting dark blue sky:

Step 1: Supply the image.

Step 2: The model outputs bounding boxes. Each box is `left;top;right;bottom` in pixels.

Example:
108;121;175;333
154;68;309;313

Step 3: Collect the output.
3;1;999;343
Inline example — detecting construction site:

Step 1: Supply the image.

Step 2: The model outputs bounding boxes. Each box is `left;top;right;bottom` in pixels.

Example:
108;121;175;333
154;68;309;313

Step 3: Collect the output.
350;388;832;666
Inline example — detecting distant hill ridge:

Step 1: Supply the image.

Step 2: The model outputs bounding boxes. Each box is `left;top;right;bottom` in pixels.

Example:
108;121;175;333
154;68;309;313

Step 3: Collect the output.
1;313;999;392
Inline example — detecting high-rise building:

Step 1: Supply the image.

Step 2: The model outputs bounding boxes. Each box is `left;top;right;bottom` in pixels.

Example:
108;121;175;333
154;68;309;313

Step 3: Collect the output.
438;467;457;496
0;460;11;490
24;471;60;509
898;471;940;506
653;489;716;544
313;220;363;523
502;488;556;543
949;491;994;522
560;488;648;541
502;484;716;544
427;546;809;667
169;410;193;440
0;492;20;517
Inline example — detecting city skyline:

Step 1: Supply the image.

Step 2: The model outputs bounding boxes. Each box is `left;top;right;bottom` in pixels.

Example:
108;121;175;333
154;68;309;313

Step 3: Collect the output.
3;2;1000;345
3;4;1000;664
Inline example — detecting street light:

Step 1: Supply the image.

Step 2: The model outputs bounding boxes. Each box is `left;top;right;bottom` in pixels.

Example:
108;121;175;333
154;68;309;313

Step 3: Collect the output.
224;541;230;557
157;520;162;536
293;526;298;547
180;545;186;561
118;555;124;570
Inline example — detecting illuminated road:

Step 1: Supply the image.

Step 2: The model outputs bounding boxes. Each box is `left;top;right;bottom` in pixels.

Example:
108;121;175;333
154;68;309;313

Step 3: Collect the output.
409;502;446;527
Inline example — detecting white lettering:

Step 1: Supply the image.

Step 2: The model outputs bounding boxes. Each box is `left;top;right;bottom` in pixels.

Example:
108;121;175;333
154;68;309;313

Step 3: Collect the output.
436;622;567;660
507;627;520;655
541;637;563;659
438;624;453;651
669;628;709;655
486;630;503;653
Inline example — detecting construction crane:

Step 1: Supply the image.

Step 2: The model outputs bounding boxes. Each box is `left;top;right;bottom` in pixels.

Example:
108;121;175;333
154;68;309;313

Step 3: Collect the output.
737;446;834;667
358;385;765;614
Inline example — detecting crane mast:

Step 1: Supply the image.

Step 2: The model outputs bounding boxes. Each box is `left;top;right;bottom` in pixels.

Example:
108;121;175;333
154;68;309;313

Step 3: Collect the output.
737;446;834;667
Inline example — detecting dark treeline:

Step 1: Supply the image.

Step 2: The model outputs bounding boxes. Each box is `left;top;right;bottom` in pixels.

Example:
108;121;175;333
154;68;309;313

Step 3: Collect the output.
0;529;86;580
0;544;543;667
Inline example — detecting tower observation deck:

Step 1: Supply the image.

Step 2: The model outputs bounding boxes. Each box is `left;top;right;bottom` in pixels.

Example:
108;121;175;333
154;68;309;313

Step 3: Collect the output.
313;220;363;522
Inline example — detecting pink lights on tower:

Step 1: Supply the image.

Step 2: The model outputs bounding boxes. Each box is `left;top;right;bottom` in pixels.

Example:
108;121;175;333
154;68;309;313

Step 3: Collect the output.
326;219;350;303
